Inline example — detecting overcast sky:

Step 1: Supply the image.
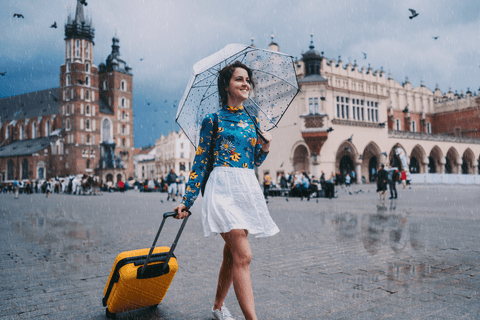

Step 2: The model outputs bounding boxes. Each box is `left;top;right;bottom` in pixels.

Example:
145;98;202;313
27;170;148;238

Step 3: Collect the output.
1;0;479;148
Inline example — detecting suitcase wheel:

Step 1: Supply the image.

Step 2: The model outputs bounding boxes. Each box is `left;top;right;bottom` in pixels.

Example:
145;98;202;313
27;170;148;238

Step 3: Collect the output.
105;308;116;319
149;304;159;310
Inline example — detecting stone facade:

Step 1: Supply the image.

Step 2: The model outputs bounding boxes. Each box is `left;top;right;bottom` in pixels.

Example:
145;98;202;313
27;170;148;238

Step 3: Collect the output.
257;36;480;183
154;131;195;181
0;0;135;183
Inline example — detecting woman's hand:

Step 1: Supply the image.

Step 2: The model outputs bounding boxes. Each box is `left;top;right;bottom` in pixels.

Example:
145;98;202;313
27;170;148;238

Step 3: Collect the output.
173;203;189;219
259;131;272;152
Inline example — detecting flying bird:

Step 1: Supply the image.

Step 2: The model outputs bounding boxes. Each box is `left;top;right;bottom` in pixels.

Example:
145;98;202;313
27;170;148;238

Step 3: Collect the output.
320;96;326;101
432;36;439;40
402;105;409;113
0;71;6;76
362;52;367;59
147;102;151;105
50;22;57;28
347;134;353;142
381;152;388;157
76;79;85;84
408;9;419;19
140;58;143;61
13;13;24;18
80;0;88;6
326;127;334;133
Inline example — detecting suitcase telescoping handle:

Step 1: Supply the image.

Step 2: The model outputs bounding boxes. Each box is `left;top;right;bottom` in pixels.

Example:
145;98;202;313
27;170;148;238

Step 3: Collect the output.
140;211;191;276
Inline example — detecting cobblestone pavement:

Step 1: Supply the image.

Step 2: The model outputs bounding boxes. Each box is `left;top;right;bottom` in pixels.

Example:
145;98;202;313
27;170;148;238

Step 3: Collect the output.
1;183;480;320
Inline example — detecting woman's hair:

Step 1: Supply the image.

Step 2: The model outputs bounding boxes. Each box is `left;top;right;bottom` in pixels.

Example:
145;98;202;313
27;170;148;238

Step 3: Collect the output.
218;61;254;106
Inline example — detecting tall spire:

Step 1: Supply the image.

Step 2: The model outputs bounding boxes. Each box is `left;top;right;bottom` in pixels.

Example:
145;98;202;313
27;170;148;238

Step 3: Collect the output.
75;0;85;24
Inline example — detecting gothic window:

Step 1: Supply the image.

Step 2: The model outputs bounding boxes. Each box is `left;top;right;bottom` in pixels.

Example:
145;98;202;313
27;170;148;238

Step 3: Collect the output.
66;61;70;72
32;122;36;139
121;81;126;91
412;121;416;132
66;119;71;131
7;160;14;180
103;80;107;90
122;111;125;120
86;105;90;115
86;134;90;144
85;76;89;86
20;125;24;140
85;119;90;130
45;120;50;137
86;159;90;169
121;98;125;107
122;125;125;134
22;159;29;180
66;75;70;86
396;119;401;131
76;40;80;57
86;63;89;73
86;90;89;100
427;123;432;134
314;97;319;114
308;98;313;114
122;138;125;147
102;118;112;142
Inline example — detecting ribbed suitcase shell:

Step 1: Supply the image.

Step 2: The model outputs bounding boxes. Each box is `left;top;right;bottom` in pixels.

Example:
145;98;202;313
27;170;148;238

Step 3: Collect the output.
103;246;178;314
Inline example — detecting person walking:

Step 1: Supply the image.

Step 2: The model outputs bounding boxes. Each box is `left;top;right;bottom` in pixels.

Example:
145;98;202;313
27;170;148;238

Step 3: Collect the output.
13;179;19;199
300;171;310;201
174;61;279;320
166;168;178;201
377;164;388;201
401;170;407;189
345;172;351;187
389;168;398;199
263;172;271;199
177;173;186;198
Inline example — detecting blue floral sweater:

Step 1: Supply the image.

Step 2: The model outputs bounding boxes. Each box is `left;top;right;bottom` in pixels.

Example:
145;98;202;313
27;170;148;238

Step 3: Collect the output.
181;105;269;209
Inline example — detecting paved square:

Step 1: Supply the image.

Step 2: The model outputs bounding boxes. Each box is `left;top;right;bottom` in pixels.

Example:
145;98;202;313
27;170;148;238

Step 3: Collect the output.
1;183;479;319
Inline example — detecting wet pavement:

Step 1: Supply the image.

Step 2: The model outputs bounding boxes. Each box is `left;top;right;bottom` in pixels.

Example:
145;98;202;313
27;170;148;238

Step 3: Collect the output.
1;183;480;319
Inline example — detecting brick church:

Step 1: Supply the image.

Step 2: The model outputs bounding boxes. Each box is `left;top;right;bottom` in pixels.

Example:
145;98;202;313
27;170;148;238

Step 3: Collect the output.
0;0;134;183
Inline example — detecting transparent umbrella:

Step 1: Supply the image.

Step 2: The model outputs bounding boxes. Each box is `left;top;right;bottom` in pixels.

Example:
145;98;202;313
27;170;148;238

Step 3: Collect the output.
176;43;299;147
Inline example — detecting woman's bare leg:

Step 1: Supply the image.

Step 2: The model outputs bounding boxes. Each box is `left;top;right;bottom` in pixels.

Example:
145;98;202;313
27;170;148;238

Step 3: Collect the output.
213;243;234;310
213;229;257;320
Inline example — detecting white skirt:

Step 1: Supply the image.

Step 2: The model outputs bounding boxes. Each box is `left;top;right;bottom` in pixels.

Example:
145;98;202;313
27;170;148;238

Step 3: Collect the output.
202;167;280;238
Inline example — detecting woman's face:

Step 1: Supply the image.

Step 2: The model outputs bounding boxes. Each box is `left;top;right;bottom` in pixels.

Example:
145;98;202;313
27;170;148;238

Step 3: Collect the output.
226;67;250;106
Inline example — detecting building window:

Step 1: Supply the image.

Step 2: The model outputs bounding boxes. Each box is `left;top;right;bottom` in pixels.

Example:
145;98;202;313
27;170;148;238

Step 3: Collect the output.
86;90;89;101
412;121;416;132
32;122;36;139
85;119;90;130
121;81;126;91
86;159;90;169
86;105;90;115
122;125;125;134
66;119;71;131
308;98;313;114
66;75;70;86
86;134;90;144
103;80;108;90
66;61;70;72
85;76;89;86
122;98;125;107
314;97;319;114
396;119;401;131
45;121;50;137
122;111;125;120
122;138;125;147
20;125;24;140
427;123;431;134
336;104;340;118
85;63;89;73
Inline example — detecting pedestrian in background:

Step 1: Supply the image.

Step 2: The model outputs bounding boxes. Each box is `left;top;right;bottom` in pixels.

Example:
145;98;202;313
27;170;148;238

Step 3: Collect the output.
166;168;178;201
401;171;407;189
13;179;19;199
178;173;186;198
301;171;310;201
377;164;388;201
174;61;279;320
263;172;271;200
345;172;351;187
389;168;398;199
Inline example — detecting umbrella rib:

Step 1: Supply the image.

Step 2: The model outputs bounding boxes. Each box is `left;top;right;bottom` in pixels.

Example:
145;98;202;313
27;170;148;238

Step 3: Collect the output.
246;98;278;128
251;69;298;89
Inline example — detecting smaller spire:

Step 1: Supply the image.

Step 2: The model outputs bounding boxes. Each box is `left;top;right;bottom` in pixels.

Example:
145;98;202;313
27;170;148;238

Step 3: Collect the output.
421;79;425;87
309;33;314;50
250;37;255;47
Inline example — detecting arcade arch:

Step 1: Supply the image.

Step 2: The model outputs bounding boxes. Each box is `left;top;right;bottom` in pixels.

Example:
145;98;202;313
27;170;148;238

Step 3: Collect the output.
445;147;460;174
428;146;443;174
292;144;309;173
335;141;358;177
362;142;381;183
462;148;475;174
410;145;426;173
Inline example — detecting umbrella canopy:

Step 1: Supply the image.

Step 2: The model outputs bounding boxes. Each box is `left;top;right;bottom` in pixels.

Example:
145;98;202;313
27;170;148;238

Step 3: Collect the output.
176;43;299;148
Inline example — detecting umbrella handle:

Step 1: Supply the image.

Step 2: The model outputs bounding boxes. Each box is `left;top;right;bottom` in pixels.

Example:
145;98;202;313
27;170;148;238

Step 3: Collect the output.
257;129;268;143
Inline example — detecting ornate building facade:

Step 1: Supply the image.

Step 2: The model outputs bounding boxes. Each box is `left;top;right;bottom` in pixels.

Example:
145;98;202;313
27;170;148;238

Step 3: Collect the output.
258;36;480;182
0;0;134;183
154;131;195;181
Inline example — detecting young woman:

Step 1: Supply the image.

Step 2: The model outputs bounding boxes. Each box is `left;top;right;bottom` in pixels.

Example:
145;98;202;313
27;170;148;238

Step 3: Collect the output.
174;61;279;320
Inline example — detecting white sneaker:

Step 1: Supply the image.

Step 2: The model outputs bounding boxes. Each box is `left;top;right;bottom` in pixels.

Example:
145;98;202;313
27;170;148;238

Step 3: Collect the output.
212;304;235;320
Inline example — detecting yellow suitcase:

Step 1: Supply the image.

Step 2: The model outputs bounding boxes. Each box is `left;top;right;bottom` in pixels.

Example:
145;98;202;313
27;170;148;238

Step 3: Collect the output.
102;212;190;318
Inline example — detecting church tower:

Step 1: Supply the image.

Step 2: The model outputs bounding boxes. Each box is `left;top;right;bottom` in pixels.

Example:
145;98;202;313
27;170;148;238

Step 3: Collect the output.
60;0;100;176
98;37;134;181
